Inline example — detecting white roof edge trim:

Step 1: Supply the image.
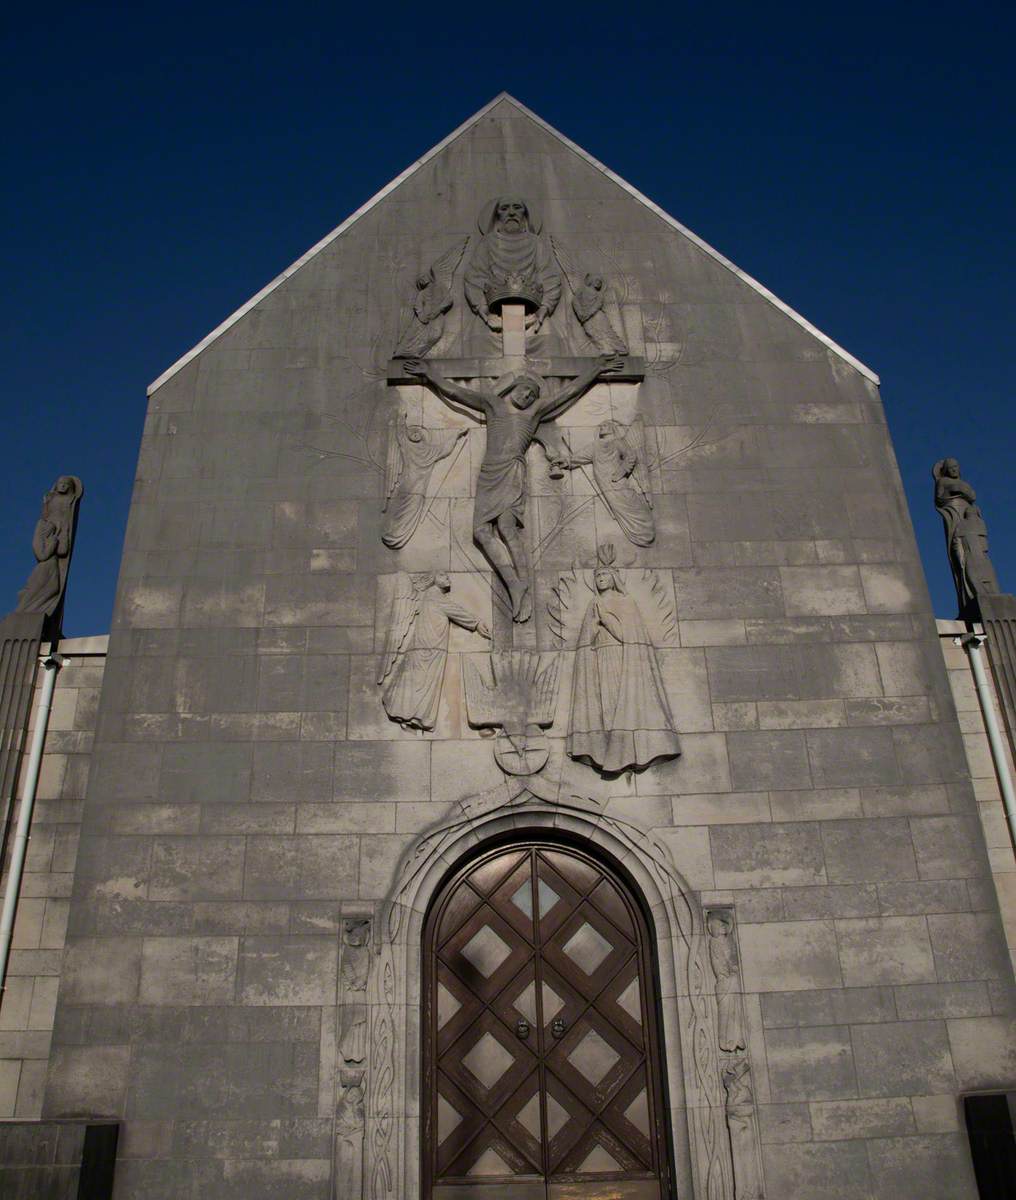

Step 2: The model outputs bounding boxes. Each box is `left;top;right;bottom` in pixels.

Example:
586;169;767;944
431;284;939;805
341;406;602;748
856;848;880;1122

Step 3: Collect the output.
148;91;878;395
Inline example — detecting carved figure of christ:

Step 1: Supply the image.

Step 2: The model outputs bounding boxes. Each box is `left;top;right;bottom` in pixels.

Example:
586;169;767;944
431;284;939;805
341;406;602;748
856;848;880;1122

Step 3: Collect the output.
405;352;622;622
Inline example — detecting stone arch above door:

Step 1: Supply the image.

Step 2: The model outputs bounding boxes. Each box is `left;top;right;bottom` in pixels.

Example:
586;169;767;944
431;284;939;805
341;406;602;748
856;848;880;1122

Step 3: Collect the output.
348;792;761;1200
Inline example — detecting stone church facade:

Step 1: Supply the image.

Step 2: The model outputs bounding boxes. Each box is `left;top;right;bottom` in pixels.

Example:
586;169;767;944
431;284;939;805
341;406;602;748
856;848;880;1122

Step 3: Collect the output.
1;94;1014;1198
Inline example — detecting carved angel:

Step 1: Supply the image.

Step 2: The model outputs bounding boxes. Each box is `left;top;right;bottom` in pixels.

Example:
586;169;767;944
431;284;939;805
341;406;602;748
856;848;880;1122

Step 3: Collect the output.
560;545;680;776
382;413;466;549
565;417;654;546
377;572;490;731
551;237;628;354
393;238;468;358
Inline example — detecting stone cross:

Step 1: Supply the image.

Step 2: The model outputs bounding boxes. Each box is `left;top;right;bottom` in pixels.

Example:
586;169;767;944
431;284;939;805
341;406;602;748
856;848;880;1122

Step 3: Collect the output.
388;310;644;649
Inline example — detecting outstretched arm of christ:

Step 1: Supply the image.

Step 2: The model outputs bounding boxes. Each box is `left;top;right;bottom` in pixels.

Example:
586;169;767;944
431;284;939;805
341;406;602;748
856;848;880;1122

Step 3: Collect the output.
403;359;488;414
537;353;624;421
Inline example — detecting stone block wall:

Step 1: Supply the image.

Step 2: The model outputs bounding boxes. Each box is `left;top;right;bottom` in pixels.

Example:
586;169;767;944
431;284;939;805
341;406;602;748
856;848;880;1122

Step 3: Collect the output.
937;618;1016;962
36;98;1015;1197
0;636;106;1118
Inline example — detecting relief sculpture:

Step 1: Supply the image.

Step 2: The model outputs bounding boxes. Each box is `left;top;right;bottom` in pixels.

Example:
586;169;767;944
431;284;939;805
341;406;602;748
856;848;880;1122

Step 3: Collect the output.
392;238;468;358
405;355;622;621
334;1069;366;1200
933;457;1000;619
722;1058;764;1200
382;413;467;549
462;649;560;775
339;918;371;1064
552;236;629;354
706;908;746;1053
556;544;680;776
464;196;561;333
377;572;490;730
564;417;654;546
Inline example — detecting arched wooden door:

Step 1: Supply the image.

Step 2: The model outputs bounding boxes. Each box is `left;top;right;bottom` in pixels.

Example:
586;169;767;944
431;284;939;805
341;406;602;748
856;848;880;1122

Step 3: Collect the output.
423;841;674;1200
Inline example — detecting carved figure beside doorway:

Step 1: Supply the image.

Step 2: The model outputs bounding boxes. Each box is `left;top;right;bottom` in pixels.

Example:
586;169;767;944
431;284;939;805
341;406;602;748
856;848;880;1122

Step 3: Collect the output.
706;908;746;1053
334;1069;366;1200
722;1057;764;1200
339;918;371;1064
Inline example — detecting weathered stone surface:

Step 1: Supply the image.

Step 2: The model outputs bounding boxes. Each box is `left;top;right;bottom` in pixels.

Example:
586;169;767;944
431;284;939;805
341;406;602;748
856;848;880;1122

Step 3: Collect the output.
852;1020;956;1097
23;96;1011;1199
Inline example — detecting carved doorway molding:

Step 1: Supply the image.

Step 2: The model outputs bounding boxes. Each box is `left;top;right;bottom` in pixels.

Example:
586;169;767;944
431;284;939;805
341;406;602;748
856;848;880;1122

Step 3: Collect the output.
367;793;752;1200
423;841;673;1199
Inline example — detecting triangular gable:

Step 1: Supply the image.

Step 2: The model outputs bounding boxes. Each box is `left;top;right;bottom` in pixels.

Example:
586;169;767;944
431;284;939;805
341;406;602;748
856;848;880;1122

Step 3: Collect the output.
148;92;878;395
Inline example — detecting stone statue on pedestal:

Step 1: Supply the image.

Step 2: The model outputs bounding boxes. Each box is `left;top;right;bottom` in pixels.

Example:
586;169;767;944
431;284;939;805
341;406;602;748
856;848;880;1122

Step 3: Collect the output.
12;475;83;627
933;458;1000;619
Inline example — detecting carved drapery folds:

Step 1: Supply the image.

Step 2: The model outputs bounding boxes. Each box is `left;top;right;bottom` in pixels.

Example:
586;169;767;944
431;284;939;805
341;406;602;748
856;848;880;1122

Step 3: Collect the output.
378;189;680;788
9;475;83;635
382;413;466;550
334;1069;366;1200
464;197;561;333
392;238;468;358
707;906;764;1199
552;235;629;354
564;416;654;546
340;918;371;1065
933;457;1000;620
377;572;490;731
551;545;680;777
722;1058;764;1200
706;908;746;1053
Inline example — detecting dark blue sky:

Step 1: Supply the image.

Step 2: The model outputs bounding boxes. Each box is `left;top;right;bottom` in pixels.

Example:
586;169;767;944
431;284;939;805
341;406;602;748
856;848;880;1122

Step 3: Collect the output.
3;3;1013;635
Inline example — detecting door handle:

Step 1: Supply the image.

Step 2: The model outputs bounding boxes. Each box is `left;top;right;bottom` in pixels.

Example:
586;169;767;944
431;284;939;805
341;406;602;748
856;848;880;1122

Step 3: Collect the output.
551;1018;566;1039
515;1018;530;1039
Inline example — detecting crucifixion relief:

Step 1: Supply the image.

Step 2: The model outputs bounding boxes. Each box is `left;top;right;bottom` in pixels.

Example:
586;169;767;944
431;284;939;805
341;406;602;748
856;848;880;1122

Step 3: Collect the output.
379;194;672;775
388;195;645;636
403;353;622;622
